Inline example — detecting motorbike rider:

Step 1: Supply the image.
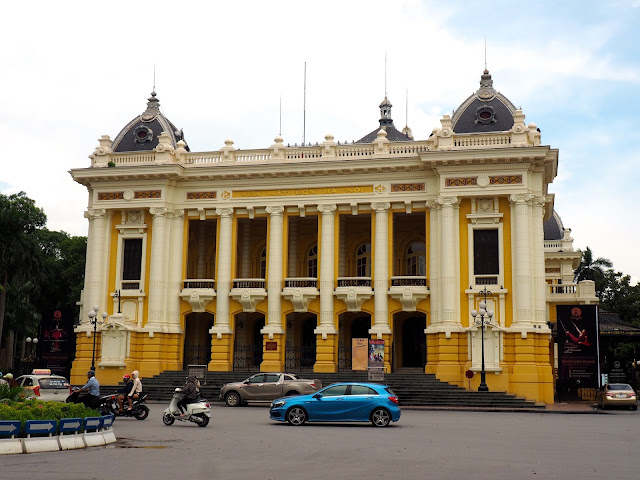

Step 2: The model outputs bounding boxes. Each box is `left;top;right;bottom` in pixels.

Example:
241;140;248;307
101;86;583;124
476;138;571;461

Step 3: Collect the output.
176;375;199;415
128;370;143;410
76;370;100;407
116;373;133;413
3;373;18;388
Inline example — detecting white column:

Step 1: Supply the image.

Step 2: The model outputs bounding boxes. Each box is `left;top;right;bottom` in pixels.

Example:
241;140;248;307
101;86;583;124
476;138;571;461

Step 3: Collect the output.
262;206;285;337
427;202;440;325
532;196;547;325
315;204;337;337
437;196;460;325
166;209;185;332
510;194;534;325
370;202;391;337
82;209;111;323
211;208;233;338
338;215;346;276
146;207;169;330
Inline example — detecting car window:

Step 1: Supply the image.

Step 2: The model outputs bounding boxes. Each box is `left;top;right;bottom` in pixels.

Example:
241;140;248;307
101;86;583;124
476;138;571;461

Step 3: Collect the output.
608;384;633;391
22;377;34;387
265;374;280;383
350;385;377;395
320;385;348;397
39;378;68;389
249;374;265;384
384;387;396;396
283;374;297;381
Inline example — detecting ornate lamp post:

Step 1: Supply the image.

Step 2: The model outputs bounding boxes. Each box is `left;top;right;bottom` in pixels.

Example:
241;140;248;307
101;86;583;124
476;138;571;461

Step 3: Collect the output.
114;289;121;314
471;287;494;392
88;305;108;371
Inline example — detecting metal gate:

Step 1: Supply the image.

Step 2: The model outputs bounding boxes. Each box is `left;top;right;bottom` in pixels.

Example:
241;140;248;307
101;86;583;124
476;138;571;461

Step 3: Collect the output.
183;345;211;368
285;342;316;372
233;343;263;371
338;341;352;371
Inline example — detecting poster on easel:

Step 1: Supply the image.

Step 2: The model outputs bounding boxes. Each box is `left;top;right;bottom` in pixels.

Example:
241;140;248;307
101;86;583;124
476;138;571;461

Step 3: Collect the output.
352;338;368;371
368;339;385;368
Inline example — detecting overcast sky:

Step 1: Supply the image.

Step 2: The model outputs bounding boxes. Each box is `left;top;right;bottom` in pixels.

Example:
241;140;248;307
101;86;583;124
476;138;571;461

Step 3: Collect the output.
1;1;639;283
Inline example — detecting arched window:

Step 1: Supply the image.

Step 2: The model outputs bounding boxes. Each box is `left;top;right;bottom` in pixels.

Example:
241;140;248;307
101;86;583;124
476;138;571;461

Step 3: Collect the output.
356;243;371;277
406;241;426;276
307;244;318;277
260;248;266;278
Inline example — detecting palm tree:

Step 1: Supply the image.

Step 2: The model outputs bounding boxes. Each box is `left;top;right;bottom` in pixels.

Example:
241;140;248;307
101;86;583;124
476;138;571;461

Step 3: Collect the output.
574;246;613;283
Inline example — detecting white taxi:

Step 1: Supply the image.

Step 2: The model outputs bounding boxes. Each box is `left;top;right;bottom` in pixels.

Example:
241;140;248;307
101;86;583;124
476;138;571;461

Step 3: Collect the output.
16;369;71;402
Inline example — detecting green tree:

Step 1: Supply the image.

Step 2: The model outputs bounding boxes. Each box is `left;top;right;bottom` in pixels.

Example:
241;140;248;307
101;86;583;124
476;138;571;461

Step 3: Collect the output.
0;192;47;351
574;246;613;297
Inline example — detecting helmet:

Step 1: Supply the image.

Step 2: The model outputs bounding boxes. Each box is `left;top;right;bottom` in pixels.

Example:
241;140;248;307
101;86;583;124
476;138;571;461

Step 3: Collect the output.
4;373;13;379
123;374;131;379
86;370;95;377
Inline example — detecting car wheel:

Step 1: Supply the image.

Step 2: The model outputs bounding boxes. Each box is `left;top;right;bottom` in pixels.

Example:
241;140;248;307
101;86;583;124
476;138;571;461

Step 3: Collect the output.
371;408;391;427
162;413;175;426
225;391;241;407
286;406;307;426
285;391;300;397
134;405;150;420
196;413;210;427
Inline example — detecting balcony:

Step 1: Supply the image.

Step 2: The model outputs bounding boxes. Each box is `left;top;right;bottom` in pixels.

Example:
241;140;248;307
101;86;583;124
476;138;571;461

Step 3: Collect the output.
388;276;430;312
180;279;216;313
282;278;319;312
335;277;373;312
546;280;598;304
230;278;266;312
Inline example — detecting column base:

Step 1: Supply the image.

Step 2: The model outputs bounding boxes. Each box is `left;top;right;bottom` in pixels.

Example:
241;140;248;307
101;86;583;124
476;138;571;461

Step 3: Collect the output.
314;333;337;373
260;333;285;371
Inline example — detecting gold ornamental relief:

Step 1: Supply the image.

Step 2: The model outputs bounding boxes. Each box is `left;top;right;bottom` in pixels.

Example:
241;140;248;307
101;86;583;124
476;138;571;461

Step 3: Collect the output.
98;192;124;200
490;175;522;185
134;190;161;199
187;191;217;200
231;185;373;198
391;183;425;192
446;177;477;187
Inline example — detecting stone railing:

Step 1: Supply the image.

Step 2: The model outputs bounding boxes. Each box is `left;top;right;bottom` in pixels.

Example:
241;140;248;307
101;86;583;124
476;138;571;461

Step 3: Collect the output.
453;134;512;149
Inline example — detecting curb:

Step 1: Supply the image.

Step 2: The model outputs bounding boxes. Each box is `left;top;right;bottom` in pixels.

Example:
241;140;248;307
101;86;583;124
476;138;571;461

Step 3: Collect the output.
0;415;116;455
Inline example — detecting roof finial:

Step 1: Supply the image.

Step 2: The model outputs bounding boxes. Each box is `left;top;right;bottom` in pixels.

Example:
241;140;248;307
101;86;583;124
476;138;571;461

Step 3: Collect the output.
153;64;156;94
384;50;388;99
484;35;487;72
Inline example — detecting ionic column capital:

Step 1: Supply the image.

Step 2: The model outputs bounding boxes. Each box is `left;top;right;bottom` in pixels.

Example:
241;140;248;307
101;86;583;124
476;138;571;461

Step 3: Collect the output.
149;207;168;217
436;196;459;207
371;202;391;212
215;207;234;218
84;208;108;220
265;206;285;216
317;204;337;215
509;193;535;205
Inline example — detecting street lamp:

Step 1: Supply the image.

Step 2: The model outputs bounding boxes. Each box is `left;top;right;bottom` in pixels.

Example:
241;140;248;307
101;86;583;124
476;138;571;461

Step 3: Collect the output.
88;305;108;371
471;287;494;392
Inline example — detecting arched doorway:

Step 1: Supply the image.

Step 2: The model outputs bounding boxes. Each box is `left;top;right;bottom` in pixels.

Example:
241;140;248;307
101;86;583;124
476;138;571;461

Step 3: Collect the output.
233;313;265;371
401;315;426;369
338;313;371;371
183;312;213;369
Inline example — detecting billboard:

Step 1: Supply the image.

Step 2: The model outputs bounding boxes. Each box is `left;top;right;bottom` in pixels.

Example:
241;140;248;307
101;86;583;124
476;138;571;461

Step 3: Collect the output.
556;305;599;390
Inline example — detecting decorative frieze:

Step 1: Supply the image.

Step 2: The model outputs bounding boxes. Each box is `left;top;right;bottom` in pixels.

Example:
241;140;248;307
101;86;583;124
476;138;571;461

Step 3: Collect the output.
490;175;522;185
186;191;217;200
98;192;124;200
391;183;425;192
99;190;162;200
446;175;522;187
446;177;477;187
135;190;161;199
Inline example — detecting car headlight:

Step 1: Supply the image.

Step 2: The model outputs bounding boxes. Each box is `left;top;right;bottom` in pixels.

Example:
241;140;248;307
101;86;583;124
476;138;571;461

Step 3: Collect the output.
271;400;286;408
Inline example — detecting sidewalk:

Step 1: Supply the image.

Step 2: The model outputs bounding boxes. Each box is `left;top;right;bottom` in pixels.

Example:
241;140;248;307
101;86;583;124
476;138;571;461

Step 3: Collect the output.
401;401;600;413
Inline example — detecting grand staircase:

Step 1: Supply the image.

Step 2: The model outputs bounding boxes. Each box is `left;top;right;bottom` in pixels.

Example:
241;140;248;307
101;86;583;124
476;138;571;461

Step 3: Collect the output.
137;370;544;409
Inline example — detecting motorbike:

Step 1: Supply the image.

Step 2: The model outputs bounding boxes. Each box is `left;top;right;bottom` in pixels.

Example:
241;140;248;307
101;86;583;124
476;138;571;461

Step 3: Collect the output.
103;392;150;420
162;388;211;427
66;388;114;416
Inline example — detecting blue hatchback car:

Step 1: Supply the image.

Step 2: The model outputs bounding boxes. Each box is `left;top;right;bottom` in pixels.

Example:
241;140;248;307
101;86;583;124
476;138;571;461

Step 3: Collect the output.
269;382;401;427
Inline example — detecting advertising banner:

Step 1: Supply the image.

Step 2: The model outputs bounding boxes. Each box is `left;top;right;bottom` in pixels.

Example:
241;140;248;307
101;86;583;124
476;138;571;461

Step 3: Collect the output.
368;339;385;368
557;305;599;390
352;338;368;371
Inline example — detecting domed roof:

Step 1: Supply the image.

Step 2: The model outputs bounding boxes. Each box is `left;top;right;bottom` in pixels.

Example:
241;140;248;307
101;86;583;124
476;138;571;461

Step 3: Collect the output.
111;91;189;153
543;210;565;240
451;70;517;134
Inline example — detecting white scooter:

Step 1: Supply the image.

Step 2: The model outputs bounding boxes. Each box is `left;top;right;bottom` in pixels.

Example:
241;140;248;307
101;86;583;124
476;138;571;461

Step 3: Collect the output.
162;388;211;427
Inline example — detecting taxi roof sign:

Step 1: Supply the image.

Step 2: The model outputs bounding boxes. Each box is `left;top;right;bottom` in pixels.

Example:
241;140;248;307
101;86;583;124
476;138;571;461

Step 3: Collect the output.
32;369;52;375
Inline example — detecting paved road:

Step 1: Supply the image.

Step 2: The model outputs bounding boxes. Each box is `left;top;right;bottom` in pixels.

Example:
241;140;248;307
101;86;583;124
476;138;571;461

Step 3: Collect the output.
3;403;638;480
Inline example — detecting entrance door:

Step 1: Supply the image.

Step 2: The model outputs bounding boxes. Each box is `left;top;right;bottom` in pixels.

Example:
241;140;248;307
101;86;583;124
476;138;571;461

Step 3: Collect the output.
402;316;426;368
183;313;213;369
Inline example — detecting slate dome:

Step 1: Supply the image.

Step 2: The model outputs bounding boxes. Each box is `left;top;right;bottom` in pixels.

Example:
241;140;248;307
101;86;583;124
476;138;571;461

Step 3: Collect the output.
543;210;566;241
451;69;517;134
111;91;189;153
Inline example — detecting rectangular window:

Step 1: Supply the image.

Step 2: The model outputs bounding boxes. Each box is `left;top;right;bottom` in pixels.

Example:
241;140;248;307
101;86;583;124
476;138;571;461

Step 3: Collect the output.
122;238;143;281
473;229;499;275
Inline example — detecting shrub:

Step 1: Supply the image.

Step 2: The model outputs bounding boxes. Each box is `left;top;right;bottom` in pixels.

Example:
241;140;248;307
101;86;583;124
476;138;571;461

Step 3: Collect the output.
0;399;100;436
